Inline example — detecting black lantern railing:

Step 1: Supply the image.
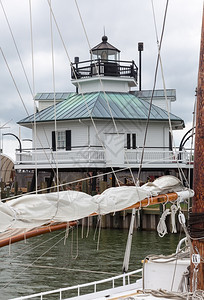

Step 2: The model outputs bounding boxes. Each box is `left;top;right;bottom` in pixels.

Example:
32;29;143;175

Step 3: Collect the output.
71;59;138;82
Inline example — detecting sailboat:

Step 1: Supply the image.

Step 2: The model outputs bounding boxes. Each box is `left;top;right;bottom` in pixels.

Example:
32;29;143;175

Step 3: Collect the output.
0;175;197;299
0;1;203;300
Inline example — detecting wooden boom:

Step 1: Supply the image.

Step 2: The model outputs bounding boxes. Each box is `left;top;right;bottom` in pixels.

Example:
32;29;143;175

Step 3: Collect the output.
0;192;179;248
0;221;77;248
124;192;178;211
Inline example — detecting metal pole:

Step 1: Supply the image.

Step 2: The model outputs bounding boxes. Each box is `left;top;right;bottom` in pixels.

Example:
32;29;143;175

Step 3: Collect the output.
3;133;22;153
74;57;79;94
3;133;22;163
138;42;144;91
122;208;136;273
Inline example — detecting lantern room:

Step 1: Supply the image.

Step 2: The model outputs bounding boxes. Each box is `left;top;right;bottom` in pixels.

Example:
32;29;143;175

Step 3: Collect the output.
90;35;120;62
71;35;138;94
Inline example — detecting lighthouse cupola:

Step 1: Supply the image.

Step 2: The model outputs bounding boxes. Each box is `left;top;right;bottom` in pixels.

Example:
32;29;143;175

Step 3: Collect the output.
91;35;120;62
71;35;138;94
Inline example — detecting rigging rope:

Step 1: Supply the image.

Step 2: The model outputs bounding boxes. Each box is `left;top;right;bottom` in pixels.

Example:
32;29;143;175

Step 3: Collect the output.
64;222;70;245
47;0;61;222
86;216;90;238
50;0;59;192
188;94;197;209
157;208;171;237
71;223;79;259
137;0;169;182
0;228;70;291
0;0;33;96
97;215;102;251
10;262;119;276
0;48;30;117
151;0;194;190
45;0;121;186
143;289;204;300
5;167;131;202
171;204;178;233
0;47;56;190
74;0;136;186
29;0;38;194
0;0;60;185
4;224;73;260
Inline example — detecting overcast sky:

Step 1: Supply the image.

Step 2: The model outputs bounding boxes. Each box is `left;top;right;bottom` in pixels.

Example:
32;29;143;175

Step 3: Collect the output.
0;0;203;160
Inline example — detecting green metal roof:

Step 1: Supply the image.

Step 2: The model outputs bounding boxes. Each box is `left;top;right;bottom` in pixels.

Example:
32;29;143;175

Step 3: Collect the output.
134;89;176;102
34;92;75;101
18;92;184;125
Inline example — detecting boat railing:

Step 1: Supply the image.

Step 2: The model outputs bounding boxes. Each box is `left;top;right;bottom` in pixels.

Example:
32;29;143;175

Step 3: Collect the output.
10;268;143;300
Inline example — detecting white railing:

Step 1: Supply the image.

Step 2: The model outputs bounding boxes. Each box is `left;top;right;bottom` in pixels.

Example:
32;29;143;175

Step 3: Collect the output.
10;268;142;300
15;148;194;166
16;148;105;165
125;149;194;164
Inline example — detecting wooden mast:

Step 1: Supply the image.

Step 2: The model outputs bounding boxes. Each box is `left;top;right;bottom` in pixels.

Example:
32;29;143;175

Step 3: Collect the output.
190;3;204;291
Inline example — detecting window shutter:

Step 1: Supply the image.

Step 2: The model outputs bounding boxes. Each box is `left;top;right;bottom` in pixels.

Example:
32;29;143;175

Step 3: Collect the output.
66;130;71;151
52;131;56;151
169;131;173;150
127;133;131;149
132;134;136;149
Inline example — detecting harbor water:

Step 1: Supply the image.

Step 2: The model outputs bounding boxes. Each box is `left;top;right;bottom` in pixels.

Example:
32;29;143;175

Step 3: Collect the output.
0;227;184;299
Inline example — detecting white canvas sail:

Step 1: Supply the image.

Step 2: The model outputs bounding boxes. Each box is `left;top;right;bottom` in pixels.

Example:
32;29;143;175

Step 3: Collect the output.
0;176;193;242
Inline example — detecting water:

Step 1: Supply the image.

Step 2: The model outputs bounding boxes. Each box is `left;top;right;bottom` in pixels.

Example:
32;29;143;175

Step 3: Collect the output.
0;227;183;299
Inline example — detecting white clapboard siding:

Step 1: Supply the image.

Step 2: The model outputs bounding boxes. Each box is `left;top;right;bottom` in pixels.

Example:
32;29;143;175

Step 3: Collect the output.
31;119;170;169
88;120;169;149
33;121;89;149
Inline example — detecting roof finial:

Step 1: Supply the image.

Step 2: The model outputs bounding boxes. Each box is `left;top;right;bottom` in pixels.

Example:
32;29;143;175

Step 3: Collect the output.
102;27;108;43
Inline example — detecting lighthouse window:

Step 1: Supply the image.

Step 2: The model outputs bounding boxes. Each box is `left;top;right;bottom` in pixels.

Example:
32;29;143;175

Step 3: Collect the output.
127;133;136;149
52;130;71;151
57;131;66;149
101;51;108;60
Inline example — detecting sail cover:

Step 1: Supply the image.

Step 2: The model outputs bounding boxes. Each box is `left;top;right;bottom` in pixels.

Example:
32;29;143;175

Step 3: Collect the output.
0;176;192;240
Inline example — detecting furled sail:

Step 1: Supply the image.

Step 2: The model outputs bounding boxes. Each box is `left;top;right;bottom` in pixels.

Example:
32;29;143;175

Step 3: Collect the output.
0;176;193;244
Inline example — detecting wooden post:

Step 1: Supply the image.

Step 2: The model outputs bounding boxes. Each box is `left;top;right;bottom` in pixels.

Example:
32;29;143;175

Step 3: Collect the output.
112;173;116;187
46;170;54;193
29;170;37;192
190;4;204;291
14;181;18;196
82;180;88;194
91;170;97;195
99;181;108;193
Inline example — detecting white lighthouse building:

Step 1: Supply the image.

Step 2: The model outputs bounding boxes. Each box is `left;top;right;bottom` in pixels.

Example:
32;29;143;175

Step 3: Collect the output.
16;36;188;191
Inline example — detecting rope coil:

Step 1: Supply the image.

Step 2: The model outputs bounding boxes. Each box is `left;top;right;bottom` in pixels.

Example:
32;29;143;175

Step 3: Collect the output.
157;208;171;237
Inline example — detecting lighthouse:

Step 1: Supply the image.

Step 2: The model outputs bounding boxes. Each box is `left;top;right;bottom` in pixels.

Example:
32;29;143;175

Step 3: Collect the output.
17;35;185;195
71;35;138;94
